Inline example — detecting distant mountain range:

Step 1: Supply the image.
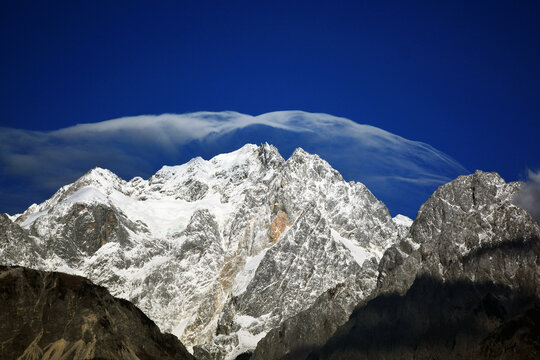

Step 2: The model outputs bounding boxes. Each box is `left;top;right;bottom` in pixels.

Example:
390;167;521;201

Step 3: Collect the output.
1;144;538;359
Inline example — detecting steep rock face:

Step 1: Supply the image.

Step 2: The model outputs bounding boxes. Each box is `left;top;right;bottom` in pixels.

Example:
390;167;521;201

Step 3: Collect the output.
0;214;44;269
302;170;540;359
250;274;377;360
278;148;396;252
1;143;400;359
195;204;382;360
0;266;194;360
40;203;132;264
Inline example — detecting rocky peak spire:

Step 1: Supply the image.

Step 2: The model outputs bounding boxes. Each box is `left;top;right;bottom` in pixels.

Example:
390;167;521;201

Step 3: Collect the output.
256;143;284;169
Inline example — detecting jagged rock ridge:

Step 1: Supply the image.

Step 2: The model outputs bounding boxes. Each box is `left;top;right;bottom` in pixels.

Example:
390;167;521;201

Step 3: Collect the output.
251;170;540;359
1;144;405;359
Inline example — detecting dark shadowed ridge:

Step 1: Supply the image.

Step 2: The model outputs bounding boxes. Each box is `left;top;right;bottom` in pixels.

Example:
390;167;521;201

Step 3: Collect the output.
0;266;195;360
307;275;540;360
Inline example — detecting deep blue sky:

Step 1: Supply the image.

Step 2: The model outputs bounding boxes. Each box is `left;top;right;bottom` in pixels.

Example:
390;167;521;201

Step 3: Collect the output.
1;0;539;210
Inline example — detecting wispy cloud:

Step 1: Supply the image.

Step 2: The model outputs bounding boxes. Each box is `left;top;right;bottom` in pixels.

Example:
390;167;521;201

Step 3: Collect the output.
513;170;540;223
0;111;468;216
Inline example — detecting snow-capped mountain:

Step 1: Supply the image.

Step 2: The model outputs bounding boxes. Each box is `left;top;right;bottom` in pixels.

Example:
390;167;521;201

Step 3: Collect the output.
1;110;469;218
1;144;405;359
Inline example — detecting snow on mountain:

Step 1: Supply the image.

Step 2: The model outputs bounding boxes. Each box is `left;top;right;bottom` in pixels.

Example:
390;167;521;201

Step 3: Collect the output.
392;214;413;227
2;143;400;359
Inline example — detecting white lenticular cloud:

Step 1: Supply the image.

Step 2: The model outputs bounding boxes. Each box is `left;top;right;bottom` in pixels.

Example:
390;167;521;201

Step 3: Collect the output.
0;110;468;216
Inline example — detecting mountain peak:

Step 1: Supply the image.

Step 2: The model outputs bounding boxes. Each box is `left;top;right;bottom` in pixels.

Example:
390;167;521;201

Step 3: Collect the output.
76;166;124;187
256;143;284;169
392;214;413;227
421;170;513;216
289;146;310;158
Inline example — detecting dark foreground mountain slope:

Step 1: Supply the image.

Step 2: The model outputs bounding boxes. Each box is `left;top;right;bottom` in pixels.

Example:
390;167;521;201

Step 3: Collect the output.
0;266;195;360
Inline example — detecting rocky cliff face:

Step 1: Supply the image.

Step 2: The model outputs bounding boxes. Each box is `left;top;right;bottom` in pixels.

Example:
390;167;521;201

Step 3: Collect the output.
0;265;194;360
284;170;540;360
377;170;539;296
249;274;376;360
0;214;44;268
1;144;402;359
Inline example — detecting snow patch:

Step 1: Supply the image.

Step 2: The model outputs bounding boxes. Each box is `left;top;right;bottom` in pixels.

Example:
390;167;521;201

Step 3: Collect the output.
331;229;372;266
19;209;49;228
404;237;420;251
109;190;234;237
393;214;413;227
65;186;110;204
226;313;272;360
232;248;270;296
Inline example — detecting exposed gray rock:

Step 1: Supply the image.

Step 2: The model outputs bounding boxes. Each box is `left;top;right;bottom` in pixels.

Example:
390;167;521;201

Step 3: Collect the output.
250;267;378;360
377;170;540;296
0;214;44;268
